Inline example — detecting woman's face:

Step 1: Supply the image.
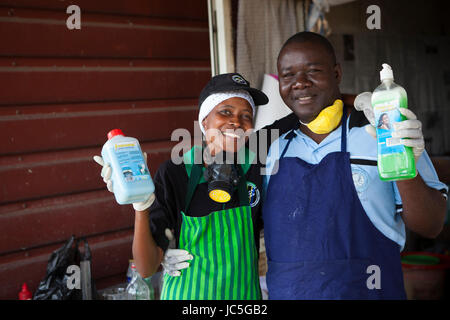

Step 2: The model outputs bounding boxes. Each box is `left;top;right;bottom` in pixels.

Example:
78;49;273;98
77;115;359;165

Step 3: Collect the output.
202;97;254;155
382;114;389;126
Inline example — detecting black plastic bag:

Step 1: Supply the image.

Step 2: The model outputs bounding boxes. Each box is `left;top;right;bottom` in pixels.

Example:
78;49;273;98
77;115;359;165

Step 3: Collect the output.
33;235;98;300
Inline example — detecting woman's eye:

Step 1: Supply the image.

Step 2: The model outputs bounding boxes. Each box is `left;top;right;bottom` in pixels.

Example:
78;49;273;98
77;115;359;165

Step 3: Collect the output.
308;69;320;73
220;109;232;115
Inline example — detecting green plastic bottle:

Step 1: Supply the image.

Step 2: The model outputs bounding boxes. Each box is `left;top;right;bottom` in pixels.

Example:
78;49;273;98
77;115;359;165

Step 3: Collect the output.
371;63;416;181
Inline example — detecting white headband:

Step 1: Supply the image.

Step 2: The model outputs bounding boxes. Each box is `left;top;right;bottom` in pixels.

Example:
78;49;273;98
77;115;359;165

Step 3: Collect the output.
198;90;255;135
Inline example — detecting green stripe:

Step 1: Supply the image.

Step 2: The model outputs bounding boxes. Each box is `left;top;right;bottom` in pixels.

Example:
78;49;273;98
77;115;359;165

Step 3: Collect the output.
241;206;250;299
181;214;191;300
246;207;256;299
186;216;197;299
167;270;175;299
193;218;202;300
173;216;186;300
201;216;210;299
246;207;261;300
234;208;244;298
223;210;232;299
207;214;216;299
248;207;258;299
228;209;239;299
214;210;224;300
160;274;167;299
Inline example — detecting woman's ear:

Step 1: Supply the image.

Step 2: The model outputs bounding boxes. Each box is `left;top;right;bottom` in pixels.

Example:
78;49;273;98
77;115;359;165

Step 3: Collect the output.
202;118;207;131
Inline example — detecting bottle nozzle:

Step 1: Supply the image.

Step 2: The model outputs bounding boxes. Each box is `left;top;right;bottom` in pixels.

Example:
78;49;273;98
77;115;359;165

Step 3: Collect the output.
380;63;394;81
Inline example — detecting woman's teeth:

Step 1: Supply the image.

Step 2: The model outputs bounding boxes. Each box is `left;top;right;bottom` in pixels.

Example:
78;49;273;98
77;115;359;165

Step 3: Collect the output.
222;132;241;139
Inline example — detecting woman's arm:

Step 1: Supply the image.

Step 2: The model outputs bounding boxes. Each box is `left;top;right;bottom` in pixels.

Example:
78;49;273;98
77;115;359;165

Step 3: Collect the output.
132;208;164;278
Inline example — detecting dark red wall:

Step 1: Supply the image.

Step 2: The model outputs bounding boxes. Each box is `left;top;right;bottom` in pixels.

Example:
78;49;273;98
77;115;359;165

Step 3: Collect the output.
0;0;210;299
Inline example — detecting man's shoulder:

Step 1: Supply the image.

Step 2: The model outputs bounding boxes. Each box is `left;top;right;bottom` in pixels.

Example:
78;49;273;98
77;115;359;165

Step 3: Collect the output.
348;107;370;129
261;112;298;132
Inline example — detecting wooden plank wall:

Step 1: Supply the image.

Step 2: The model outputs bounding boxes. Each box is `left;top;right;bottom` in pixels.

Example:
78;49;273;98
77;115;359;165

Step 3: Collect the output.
0;0;210;299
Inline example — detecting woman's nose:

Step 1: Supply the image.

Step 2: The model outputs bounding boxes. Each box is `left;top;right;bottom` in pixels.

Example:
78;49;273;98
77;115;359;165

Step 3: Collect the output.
229;115;240;128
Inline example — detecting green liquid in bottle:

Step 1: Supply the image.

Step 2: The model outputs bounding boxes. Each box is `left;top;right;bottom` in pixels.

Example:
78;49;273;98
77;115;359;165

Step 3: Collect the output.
371;64;416;181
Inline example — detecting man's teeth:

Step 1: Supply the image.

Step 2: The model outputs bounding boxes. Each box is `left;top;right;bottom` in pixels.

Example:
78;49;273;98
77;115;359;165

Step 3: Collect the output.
298;96;312;101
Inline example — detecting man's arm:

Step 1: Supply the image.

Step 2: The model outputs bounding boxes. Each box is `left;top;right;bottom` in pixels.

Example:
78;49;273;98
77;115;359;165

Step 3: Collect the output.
397;175;447;238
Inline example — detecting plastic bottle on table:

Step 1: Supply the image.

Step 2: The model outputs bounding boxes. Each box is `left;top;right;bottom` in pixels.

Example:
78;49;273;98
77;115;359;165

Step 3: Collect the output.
126;259;134;283
19;283;32;300
101;129;155;204
126;262;151;300
371;63;416;181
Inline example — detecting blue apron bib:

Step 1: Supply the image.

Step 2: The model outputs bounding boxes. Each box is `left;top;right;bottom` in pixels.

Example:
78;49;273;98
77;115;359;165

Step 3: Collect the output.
263;108;406;300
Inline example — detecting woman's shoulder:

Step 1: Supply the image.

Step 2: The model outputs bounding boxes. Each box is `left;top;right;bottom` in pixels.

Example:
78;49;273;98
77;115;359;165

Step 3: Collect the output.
154;159;187;181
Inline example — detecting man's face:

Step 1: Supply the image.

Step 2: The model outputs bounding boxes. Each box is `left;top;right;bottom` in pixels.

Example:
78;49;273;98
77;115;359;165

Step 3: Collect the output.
277;41;342;123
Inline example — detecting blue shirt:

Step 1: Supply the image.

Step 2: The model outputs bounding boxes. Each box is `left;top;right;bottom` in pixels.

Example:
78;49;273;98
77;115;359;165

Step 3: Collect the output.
263;116;448;250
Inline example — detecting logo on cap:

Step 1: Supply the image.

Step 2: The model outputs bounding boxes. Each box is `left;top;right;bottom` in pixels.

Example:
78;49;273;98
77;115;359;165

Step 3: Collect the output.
231;75;247;85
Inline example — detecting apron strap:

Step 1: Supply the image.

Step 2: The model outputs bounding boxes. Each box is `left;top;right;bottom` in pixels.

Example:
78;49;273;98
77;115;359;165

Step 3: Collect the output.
280;130;296;159
236;164;250;207
341;105;348;153
185;163;203;213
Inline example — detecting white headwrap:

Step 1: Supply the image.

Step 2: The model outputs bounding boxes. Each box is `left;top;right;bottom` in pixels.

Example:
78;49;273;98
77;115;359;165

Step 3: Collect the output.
198;90;255;134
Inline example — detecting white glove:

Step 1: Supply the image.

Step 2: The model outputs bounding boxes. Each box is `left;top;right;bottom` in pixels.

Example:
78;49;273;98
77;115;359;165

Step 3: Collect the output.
93;152;155;211
354;92;375;126
161;229;193;277
392;108;425;162
354;92;425;162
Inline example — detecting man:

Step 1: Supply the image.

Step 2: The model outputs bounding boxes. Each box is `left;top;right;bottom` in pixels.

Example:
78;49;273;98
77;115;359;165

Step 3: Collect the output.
262;32;448;299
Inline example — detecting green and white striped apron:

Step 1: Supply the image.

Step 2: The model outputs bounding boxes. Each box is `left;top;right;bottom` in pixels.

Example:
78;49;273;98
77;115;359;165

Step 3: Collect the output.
160;160;261;300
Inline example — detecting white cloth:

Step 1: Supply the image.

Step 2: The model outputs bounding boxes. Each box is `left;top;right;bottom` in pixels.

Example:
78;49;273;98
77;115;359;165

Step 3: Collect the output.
198;90;255;134
254;74;293;131
236;0;306;89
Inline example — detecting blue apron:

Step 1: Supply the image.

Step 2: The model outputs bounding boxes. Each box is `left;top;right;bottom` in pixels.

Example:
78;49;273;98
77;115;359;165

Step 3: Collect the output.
263;108;406;300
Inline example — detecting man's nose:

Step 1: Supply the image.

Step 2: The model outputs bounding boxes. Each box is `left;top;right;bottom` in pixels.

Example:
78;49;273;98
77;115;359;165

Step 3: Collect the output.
292;73;312;89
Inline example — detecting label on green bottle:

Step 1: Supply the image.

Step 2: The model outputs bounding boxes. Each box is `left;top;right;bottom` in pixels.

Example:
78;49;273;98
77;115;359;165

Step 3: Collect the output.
373;99;405;155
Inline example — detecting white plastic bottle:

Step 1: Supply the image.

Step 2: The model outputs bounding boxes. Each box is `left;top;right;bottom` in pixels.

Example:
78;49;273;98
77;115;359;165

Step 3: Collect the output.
126;259;134;283
126;263;151;300
101;129;155;204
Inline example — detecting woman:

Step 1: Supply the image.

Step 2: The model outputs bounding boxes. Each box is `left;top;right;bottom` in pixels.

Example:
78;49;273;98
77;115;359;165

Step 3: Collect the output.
377;113;391;130
95;73;268;300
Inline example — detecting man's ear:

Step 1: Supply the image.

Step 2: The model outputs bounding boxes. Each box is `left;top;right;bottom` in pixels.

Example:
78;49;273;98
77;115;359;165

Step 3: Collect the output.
334;63;342;84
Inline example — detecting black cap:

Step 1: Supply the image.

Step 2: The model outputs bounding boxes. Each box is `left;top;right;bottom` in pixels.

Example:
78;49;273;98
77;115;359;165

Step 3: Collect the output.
198;73;269;108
